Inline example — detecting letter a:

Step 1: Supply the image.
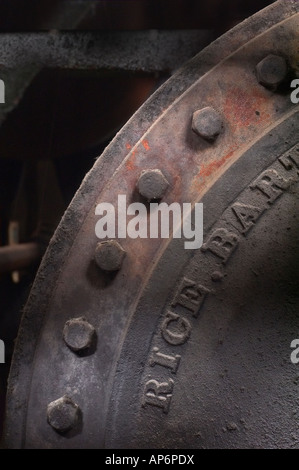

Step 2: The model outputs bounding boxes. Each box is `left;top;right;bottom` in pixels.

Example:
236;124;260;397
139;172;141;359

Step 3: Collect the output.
95;203;116;238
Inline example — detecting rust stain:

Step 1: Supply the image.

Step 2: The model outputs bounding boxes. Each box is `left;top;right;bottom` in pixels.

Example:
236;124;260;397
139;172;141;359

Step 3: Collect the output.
191;176;205;195
200;149;235;178
125;140;148;171
191;146;236;194
224;86;271;128
126;149;137;171
142;140;150;151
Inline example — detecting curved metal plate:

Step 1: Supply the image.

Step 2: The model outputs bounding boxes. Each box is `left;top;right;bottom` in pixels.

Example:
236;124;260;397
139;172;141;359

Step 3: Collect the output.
5;0;299;448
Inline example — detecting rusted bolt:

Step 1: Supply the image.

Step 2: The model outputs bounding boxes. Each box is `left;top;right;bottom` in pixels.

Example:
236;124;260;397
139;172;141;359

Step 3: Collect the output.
137;169;169;200
256;54;287;90
47;396;80;433
192;106;223;142
95;239;126;272
63;317;96;352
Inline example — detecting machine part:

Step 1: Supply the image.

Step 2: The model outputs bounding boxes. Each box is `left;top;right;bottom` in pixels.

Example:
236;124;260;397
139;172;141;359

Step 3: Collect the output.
255;54;288;90
63;318;96;353
0;243;42;275
95;241;126;272
0;30;212;127
0;3;93;127
8;221;21;283
5;0;299;448
191;107;223;142
0;31;212;72
137;169;169;201
47;396;80;434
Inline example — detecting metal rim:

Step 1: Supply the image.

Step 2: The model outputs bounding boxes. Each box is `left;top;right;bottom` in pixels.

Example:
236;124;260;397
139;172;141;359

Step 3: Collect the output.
5;0;299;448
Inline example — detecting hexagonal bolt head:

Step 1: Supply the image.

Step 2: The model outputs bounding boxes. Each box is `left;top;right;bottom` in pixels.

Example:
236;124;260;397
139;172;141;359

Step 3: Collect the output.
256;54;288;90
63;317;96;352
137;169;169;201
95;239;126;272
47;395;80;433
192;106;223;142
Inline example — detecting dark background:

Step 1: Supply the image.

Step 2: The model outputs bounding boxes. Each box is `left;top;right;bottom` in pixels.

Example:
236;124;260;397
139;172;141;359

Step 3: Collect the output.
0;0;274;32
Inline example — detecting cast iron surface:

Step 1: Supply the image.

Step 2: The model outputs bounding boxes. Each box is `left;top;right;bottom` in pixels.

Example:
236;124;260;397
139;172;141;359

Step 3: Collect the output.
5;0;299;448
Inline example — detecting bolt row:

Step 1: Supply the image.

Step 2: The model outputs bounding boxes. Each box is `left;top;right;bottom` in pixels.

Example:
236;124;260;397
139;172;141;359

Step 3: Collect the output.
47;53;289;434
94;53;289;272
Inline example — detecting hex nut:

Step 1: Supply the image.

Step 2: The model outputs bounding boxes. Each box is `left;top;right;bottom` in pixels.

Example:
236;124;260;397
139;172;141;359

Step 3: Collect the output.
63;317;96;352
192;106;223;142
256;54;288;89
137;169;169;201
95;239;126;272
47;396;80;433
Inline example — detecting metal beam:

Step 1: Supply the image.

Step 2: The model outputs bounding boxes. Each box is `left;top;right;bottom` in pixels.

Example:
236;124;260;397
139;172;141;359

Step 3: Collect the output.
0;30;212;126
0;30;212;71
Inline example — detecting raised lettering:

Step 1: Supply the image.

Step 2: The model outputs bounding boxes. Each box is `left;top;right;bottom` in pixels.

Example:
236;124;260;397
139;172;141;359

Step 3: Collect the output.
149;347;181;374
161;311;191;346
201;227;239;263
250;169;292;204
230;202;263;234
172;277;210;317
142;378;174;413
278;150;299;171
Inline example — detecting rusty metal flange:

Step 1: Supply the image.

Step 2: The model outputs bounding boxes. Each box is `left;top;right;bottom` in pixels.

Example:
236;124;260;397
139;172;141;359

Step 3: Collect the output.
5;0;299;448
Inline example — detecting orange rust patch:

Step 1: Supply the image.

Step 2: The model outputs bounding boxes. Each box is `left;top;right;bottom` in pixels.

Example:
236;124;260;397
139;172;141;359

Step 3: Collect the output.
126;143;132;150
224;87;271;128
126;149;137;171
142;140;150;151
200;149;234;178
